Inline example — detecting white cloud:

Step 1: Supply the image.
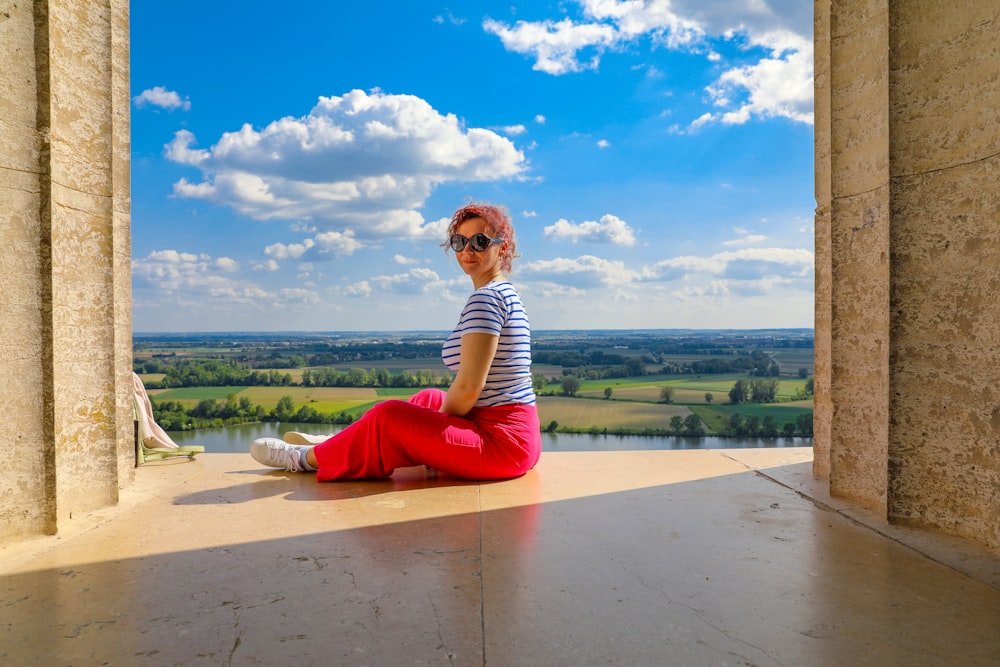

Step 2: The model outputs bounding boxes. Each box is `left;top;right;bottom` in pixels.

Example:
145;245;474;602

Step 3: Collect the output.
314;230;363;255
499;124;527;135
265;239;315;260
133;86;190;111
580;0;704;45
483;17;617;75
433;11;466;26
484;1;813;126
517;246;812;305
264;229;363;262
253;259;281;272
707;32;814;125
166;89;527;238
534;114;547;124
521;255;640;288
544;214;637;246
132;249;319;314
345;280;372;298
646;247;813;282
368;268;445;295
165;130;209;165
596;139;611;148
393;254;420;265
723;229;768;247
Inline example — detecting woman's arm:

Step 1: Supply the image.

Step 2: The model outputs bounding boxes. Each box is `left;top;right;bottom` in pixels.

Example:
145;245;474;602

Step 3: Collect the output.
440;332;499;416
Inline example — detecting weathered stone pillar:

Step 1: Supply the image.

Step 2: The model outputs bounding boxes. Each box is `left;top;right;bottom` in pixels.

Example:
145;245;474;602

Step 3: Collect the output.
886;2;1000;548
826;0;893;513
818;0;1000;550
0;0;132;542
813;0;833;481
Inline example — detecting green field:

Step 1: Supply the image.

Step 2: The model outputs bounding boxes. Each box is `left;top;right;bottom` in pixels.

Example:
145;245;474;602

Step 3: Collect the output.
576;374;809;402
149;376;811;434
150;385;381;414
692;399;814;432
537;396;691;431
767;348;815;373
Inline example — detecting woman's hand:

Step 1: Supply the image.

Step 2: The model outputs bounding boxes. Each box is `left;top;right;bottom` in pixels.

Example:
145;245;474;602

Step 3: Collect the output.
440;332;499;416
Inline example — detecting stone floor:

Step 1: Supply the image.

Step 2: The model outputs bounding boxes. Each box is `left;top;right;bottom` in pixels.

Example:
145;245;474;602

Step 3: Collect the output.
2;448;999;666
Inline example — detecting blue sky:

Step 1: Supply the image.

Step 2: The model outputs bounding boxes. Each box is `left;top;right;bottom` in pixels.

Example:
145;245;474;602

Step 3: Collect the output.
130;1;814;333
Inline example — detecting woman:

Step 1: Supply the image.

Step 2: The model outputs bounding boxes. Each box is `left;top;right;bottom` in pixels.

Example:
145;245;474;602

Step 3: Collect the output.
249;202;541;480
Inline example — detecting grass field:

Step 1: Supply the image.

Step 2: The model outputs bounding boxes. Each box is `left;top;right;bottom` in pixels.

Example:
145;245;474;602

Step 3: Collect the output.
146;374;811;435
692;401;814;433
575;374;809;402
150;385;381;414
767;348;815;373
536;396;691;431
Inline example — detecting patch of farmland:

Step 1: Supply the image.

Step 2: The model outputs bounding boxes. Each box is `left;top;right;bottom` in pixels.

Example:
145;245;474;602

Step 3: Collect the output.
537;396;691;430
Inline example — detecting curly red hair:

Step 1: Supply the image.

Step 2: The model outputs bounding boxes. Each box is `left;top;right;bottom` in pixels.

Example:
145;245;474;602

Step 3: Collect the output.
442;201;519;274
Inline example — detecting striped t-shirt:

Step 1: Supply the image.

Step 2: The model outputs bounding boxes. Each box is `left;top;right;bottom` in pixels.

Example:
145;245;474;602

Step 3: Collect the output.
442;280;535;407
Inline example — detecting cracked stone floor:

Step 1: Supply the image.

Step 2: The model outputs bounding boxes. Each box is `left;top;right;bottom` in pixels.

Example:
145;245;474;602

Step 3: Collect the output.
2;449;999;666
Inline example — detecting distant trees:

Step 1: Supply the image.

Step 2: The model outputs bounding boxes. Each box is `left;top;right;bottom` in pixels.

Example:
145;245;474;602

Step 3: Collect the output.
669;415;684;433
728;378;778;405
144;359;295;389
302;367;451;388
668;414;704;436
150;392;356;432
717;411;813;436
796;413;814;435
729;379;749;405
561;376;581;396
660;386;675;403
604;387;613;399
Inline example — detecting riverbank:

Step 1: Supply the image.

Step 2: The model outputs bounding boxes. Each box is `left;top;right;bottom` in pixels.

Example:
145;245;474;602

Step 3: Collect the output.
168;421;813;454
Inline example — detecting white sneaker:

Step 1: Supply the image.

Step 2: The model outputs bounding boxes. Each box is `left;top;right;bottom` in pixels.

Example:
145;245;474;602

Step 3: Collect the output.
282;431;331;446
250;437;309;471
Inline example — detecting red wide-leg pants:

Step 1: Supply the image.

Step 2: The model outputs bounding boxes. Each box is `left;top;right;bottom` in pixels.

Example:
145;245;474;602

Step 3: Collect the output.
312;388;541;481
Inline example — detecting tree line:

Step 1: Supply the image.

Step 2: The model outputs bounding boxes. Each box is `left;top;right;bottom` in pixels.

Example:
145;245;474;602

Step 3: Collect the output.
151;394;358;432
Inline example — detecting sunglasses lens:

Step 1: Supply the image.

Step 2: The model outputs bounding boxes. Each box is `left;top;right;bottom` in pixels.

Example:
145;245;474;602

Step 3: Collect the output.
470;234;491;251
450;233;499;252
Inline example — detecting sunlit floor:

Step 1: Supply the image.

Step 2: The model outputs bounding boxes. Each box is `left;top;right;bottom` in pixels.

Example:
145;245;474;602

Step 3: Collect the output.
2;449;999;666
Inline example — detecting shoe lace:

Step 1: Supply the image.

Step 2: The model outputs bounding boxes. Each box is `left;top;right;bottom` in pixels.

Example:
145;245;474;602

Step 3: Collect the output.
281;445;304;472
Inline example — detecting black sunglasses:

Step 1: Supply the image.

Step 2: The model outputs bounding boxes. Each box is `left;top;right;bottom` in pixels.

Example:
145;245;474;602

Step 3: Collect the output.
449;233;504;253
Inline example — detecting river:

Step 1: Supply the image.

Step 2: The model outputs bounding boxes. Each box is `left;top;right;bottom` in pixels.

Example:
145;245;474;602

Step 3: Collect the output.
167;422;812;454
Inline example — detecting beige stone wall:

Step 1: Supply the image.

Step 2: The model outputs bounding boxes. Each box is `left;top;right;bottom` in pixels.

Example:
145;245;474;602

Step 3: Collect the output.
812;0;832;481
0;0;132;542
886;2;1000;548
818;0;1000;550
825;0;892;512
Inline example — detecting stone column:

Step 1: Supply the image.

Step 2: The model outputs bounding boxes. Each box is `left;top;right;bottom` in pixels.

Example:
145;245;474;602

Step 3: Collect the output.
813;0;833;480
819;0;1000;551
886;1;1000;549
827;0;892;513
0;0;132;542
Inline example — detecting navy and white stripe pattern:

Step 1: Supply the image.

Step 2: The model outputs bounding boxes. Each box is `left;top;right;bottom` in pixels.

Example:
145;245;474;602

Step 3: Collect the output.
442;280;535;407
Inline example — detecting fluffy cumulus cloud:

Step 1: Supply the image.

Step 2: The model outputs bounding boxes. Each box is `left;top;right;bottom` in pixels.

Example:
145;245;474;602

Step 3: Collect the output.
644;247;813;283
520;255;641;288
484;0;813;126
133;86;191;111
367;268;450;296
704;32;813;125
483;17;618;75
543;214;637;246
519;246;812;298
132;249;319;311
166;89;527;240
